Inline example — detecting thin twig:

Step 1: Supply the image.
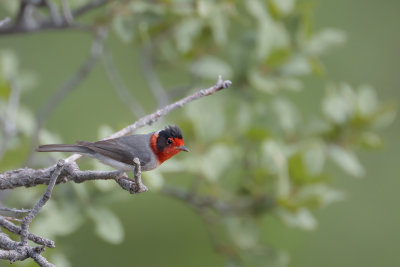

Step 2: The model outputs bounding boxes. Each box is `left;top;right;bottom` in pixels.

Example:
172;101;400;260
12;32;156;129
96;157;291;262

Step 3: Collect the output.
60;0;74;24
0;216;54;247
0;207;31;214
0;162;140;194
72;0;112;18
0;159;62;266
0;75;232;265
1;216;22;223
43;0;62;25
160;186;255;215
0;207;31;217
102;48;146;117
1;76;231;191
65;75;232;163
20;160;64;245
0;0;114;35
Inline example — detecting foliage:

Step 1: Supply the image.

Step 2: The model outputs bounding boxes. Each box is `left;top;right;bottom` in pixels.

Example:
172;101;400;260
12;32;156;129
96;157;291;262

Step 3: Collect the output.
0;0;396;266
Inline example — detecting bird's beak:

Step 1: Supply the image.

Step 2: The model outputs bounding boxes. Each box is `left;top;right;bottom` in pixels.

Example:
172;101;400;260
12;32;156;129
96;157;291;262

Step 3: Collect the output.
177;146;190;152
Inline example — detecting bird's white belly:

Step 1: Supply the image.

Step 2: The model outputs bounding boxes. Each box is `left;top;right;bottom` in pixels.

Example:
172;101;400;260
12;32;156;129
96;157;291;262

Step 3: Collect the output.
95;154;135;171
87;153;158;171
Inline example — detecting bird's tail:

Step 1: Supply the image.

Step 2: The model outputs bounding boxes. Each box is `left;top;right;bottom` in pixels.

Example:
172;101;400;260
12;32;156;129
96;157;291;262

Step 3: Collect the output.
36;144;91;154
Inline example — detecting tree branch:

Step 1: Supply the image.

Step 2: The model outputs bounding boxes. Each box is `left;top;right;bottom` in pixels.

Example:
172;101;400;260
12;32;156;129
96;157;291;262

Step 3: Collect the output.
0;216;54;247
65;75;232;163
60;0;74;25
160;186;258;215
1;76;231;191
0;160;64;266
0;162;139;193
72;0;112;18
20;160;64;245
0;0;114;35
0;75;232;265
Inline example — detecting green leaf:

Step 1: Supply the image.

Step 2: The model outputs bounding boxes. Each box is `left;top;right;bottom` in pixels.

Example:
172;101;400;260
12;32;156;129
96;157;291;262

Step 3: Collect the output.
305;28;346;55
371;102;397;129
272;97;300;135
322;83;354;124
15;107;35;136
201;144;234;182
280;55;311;76
209;11;228;46
191;55;233;79
130;1;166;14
262;141;290;197
0;50;18;80
0;78;10;99
174;18;203;53
266;48;292;67
246;127;270;141
309;57;325;76
357;85;378;117
294;184;345;208
235;102;252;133
245;0;268;20
270;0;296;16
256;19;290;61
185;94;225;142
113;16;135;43
303;140;325;176
226;217;259;250
246;0;290;60
277;207;317;230
248;70;278;94
250;75;303;93
359;132;382;149
88;207;124;244
328;145;365;178
197;0;212;17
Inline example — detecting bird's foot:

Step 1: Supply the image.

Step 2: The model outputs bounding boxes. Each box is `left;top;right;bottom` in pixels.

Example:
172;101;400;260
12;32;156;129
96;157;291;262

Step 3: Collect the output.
132;157;147;193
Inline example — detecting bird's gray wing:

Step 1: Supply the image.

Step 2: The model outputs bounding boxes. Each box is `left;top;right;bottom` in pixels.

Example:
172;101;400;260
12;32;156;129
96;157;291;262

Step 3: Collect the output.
77;134;153;166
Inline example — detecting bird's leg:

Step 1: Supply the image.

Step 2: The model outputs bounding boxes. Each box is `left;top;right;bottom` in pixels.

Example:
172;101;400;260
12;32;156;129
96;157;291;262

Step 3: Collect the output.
132;157;148;193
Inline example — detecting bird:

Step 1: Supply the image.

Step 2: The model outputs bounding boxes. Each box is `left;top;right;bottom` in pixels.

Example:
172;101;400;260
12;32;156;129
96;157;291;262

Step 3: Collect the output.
36;125;189;192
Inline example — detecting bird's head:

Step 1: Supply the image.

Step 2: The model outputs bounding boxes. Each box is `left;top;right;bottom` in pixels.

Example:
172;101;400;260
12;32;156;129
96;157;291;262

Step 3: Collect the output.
150;125;189;164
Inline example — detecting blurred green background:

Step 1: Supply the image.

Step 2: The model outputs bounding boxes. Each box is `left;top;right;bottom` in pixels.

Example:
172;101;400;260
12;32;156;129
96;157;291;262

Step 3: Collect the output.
0;0;399;266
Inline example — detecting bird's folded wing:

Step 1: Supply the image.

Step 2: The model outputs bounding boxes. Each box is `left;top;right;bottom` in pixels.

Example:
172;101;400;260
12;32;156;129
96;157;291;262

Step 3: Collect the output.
76;140;135;165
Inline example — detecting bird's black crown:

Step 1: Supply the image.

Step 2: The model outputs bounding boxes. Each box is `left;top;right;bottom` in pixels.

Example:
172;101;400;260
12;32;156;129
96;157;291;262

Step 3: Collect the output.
159;125;183;139
156;125;183;152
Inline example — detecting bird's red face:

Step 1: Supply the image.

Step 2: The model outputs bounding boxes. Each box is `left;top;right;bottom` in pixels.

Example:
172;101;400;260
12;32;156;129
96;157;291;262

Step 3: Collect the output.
150;126;189;165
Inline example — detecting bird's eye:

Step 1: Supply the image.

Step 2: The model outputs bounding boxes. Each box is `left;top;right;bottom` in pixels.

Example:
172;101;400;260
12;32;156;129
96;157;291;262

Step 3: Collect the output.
167;138;173;145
